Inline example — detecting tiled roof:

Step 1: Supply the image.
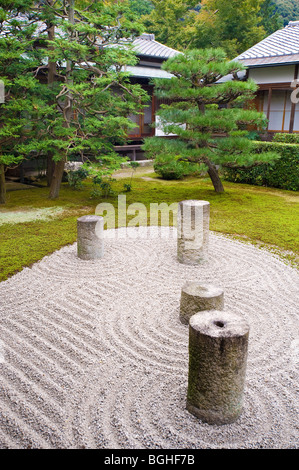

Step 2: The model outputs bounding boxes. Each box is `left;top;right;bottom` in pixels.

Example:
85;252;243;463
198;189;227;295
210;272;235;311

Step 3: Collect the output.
236;21;299;66
132;34;179;59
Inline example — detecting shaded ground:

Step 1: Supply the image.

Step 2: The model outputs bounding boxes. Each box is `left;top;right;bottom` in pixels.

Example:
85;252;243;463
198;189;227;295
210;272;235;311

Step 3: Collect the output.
5;181;37;191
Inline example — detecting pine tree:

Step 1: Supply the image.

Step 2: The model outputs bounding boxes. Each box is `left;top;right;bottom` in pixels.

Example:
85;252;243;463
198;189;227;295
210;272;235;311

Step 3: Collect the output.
142;48;279;193
0;5;49;204
0;0;148;200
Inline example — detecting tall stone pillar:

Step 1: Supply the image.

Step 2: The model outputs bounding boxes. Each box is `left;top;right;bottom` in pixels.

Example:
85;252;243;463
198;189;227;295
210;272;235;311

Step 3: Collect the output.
77;215;104;260
177;200;210;265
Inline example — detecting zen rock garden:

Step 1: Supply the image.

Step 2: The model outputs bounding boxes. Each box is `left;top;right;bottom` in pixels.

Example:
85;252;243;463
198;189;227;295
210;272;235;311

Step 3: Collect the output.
76;200;250;426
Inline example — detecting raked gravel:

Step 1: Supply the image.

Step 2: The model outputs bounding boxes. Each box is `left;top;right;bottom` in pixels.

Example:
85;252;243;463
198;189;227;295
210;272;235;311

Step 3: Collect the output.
0;227;298;449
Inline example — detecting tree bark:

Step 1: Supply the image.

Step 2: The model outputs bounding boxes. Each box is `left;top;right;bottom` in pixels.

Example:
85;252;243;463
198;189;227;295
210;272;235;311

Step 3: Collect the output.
0;164;6;204
46;151;55;187
205;158;224;193
46;11;56;187
48;0;74;199
48;157;66;199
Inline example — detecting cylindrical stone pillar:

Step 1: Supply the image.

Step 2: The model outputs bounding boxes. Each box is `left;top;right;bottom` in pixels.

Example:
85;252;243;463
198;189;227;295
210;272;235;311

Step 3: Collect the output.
179;282;224;325
177;200;210;265
187;310;249;425
77;215;104;260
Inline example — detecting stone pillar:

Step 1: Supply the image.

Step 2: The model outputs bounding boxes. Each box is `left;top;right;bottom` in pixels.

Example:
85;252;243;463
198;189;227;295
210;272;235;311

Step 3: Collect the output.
177;200;210;265
77;215;104;260
187;310;249;425
179;282;224;325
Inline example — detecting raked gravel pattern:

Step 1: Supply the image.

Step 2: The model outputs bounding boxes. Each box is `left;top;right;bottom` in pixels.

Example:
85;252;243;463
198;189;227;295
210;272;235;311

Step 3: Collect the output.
0;227;298;449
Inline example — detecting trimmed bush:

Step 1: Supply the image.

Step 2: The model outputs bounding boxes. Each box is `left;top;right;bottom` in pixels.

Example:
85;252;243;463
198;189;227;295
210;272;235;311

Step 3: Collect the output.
154;155;195;180
67;167;89;190
272;133;299;144
223;141;299;191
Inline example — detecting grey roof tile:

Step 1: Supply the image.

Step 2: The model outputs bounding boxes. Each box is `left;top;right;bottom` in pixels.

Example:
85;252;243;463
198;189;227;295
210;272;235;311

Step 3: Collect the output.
236;21;299;66
132;34;179;59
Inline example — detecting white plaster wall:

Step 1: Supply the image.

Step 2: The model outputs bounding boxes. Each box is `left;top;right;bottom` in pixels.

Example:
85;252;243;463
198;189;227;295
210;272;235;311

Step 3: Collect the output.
249;65;295;84
155;115;178;137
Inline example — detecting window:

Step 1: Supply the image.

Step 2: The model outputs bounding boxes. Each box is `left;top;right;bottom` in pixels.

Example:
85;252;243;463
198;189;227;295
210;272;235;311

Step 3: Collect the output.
256;88;299;133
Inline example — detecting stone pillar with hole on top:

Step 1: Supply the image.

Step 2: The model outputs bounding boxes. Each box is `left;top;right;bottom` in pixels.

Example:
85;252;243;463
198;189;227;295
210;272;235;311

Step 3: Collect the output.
187;310;249;425
77;215;104;260
179;282;224;325
177;200;210;265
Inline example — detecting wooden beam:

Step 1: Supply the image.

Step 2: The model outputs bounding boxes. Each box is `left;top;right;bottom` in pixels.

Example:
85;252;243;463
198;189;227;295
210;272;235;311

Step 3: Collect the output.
258;82;292;90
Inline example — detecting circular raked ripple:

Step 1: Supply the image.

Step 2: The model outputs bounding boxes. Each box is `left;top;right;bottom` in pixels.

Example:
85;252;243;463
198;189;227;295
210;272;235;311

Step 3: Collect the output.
0;227;298;449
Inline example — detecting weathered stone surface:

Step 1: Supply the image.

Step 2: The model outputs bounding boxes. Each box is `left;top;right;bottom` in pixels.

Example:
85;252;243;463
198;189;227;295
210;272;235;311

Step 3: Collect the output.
77;215;104;260
177;200;210;265
64;161;83;172
187;310;249;425
179;282;224;325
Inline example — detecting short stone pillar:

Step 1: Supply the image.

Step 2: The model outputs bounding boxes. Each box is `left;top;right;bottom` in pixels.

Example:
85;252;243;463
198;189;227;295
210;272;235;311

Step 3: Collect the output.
179;282;224;325
177;200;210;265
187;310;249;425
77;215;104;260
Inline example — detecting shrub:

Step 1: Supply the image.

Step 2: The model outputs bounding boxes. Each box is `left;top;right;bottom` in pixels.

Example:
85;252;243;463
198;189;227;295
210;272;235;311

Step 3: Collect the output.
153;155;196;180
90;174;117;198
67;167;89;189
272;133;299;144
223;141;299;191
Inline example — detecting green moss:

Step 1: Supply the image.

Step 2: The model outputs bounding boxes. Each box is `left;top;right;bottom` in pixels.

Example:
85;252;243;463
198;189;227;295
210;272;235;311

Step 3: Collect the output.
0;173;298;282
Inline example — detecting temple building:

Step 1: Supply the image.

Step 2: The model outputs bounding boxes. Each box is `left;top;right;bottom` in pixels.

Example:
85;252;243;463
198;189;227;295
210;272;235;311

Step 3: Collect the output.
233;21;299;135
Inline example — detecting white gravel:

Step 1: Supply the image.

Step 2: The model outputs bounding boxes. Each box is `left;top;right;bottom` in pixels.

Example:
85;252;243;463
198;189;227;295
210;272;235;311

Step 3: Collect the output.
0;227;298;449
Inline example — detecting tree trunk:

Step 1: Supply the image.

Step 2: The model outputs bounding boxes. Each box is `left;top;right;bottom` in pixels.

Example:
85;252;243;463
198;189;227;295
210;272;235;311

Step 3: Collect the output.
48;0;74;199
205;158;224;193
46;152;55;187
0;164;6;204
48;157;66;199
46;13;56;187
